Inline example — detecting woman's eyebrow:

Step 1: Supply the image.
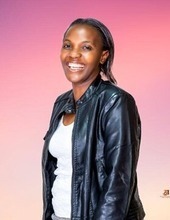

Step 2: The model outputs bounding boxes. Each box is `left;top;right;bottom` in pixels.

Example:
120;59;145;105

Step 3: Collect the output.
63;39;94;44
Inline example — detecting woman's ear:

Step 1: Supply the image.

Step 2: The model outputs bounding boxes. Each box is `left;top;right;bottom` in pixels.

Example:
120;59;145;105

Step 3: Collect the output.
100;50;109;64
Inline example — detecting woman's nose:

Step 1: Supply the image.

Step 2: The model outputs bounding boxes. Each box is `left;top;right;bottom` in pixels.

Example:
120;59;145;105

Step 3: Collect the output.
69;48;81;58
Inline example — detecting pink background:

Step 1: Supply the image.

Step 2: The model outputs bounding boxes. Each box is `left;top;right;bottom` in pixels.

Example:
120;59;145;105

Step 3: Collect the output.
1;0;170;219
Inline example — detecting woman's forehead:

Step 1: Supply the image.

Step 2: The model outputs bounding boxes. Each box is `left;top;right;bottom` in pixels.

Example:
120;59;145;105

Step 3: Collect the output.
64;24;102;41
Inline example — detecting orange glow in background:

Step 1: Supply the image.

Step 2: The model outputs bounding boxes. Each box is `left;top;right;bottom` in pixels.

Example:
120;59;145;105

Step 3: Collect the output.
1;0;170;219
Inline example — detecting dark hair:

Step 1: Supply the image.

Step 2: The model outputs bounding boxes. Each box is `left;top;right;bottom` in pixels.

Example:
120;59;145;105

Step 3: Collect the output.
64;18;116;84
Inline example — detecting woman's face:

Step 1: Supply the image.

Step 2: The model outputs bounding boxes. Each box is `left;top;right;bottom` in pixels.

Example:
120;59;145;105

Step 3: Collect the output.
60;24;108;86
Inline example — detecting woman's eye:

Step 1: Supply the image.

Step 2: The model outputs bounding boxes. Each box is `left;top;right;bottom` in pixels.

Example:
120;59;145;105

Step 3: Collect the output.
63;44;71;49
82;45;92;51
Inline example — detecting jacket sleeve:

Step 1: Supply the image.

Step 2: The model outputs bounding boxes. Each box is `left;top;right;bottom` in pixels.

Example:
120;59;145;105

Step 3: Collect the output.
94;92;141;220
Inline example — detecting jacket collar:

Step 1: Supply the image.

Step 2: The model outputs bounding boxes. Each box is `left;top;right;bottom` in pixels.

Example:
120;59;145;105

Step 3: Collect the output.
64;75;102;114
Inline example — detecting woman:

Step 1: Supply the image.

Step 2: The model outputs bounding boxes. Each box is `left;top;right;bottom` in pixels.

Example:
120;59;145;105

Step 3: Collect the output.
42;18;145;220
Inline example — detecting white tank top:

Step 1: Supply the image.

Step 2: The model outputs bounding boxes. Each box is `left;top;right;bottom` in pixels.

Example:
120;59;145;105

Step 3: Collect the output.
48;116;74;218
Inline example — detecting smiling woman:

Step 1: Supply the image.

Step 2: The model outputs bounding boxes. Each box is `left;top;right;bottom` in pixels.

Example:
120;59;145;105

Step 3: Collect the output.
60;23;109;100
42;18;145;220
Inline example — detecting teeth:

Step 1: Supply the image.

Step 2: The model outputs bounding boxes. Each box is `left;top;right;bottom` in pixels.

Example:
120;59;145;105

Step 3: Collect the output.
68;63;84;70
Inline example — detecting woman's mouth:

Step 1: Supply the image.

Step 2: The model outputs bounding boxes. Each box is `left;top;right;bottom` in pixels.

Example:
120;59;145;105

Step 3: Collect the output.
68;63;85;72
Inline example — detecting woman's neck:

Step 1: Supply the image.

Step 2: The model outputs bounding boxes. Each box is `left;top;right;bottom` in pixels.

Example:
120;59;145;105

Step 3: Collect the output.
71;75;100;101
72;84;88;101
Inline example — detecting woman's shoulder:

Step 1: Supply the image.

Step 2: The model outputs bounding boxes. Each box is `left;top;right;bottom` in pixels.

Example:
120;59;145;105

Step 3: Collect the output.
54;89;72;104
99;80;134;100
98;80;138;113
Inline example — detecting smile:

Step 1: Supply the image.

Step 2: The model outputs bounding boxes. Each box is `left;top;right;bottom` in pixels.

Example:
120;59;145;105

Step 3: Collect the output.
68;63;85;72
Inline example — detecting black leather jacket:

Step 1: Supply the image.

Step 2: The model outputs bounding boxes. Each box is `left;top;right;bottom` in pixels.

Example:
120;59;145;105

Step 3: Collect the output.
42;76;145;220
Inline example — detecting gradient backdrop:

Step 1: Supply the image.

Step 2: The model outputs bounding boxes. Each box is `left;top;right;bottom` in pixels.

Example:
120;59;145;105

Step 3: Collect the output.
1;0;170;219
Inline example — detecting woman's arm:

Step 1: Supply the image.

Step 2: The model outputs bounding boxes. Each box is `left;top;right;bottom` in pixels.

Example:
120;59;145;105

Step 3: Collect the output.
94;93;141;220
